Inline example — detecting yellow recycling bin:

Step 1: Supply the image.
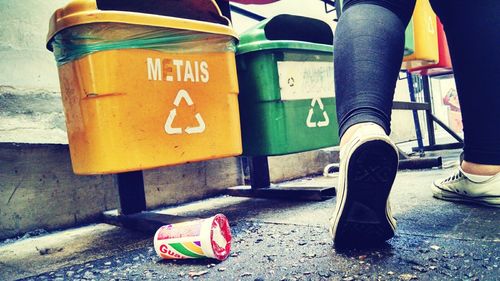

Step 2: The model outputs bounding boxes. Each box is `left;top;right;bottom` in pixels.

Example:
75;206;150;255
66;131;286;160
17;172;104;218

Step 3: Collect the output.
46;0;242;175
402;0;439;69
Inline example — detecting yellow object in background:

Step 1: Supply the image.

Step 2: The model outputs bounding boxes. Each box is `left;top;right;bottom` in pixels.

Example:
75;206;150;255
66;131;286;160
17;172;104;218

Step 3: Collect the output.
402;0;439;69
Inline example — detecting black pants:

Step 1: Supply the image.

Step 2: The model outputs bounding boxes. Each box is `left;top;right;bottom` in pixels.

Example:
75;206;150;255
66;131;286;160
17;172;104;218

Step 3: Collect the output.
335;0;500;164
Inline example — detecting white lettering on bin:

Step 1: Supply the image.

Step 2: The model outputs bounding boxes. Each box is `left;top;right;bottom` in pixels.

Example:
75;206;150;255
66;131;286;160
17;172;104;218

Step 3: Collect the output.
147;58;162;81
200;61;209;83
164;89;206;135
173;60;184;82
184;61;195;82
194;61;200;82
147;58;209;83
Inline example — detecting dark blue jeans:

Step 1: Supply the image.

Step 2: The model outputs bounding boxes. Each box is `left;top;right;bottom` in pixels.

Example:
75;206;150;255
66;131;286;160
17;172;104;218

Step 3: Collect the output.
335;0;500;164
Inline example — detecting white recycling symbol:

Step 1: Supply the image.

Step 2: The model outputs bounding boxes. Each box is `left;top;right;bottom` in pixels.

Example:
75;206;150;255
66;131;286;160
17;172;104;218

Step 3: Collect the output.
164;89;206;135
306;98;330;128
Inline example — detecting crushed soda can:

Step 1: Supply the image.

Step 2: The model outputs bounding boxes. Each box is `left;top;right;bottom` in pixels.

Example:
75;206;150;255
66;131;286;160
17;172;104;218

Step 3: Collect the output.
153;214;232;261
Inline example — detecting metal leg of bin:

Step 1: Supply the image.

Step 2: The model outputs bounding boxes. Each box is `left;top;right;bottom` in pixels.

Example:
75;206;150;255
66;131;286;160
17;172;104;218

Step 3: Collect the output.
102;171;196;233
226;156;336;201
116;171;147;215
407;71;425;152
397;148;442;170
249;156;271;189
422;75;436;147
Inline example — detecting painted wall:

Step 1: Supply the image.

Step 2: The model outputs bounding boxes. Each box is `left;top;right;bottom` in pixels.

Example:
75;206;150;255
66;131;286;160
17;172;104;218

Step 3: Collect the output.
0;1;69;144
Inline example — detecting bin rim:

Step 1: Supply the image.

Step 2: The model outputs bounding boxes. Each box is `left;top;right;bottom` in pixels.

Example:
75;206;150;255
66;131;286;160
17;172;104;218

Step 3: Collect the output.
46;6;238;51
237;40;333;55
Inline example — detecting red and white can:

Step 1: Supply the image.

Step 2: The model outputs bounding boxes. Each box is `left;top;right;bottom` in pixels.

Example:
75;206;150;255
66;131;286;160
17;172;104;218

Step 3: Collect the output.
153;214;232;261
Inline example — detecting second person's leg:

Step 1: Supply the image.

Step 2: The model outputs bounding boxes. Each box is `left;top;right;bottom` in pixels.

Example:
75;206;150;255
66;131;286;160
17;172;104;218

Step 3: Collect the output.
430;0;500;207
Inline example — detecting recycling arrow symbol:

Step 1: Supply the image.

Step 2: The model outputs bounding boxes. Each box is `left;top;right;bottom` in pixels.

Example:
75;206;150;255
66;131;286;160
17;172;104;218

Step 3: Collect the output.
306;98;330;128
164;89;206;135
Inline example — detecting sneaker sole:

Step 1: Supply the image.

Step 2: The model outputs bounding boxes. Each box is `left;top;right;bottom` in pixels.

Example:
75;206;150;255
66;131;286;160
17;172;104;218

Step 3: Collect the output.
334;139;398;248
431;184;500;208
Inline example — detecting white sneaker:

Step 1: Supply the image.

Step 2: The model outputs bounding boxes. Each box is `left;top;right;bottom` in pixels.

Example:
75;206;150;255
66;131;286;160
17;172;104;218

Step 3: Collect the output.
330;124;399;248
432;168;500;208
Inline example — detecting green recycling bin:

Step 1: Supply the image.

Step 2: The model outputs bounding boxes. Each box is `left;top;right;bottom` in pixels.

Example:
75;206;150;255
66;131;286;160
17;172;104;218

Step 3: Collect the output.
236;14;339;156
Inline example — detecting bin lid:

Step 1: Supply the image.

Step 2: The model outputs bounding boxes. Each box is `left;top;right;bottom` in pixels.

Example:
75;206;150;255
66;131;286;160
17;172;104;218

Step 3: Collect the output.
237;14;333;55
46;0;238;51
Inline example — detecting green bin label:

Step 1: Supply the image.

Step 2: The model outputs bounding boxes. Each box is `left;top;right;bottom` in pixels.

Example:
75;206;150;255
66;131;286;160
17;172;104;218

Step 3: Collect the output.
277;61;335;101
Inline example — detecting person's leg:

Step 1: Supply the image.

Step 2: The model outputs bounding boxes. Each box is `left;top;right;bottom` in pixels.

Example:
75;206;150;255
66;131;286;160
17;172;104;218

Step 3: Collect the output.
331;0;416;248
430;0;500;207
335;0;415;144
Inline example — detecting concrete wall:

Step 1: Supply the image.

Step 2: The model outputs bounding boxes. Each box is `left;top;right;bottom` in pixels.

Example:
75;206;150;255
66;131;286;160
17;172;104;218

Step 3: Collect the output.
144;158;244;208
0;1;67;90
0;86;67;144
0;143;246;240
269;148;339;182
0;144;116;240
